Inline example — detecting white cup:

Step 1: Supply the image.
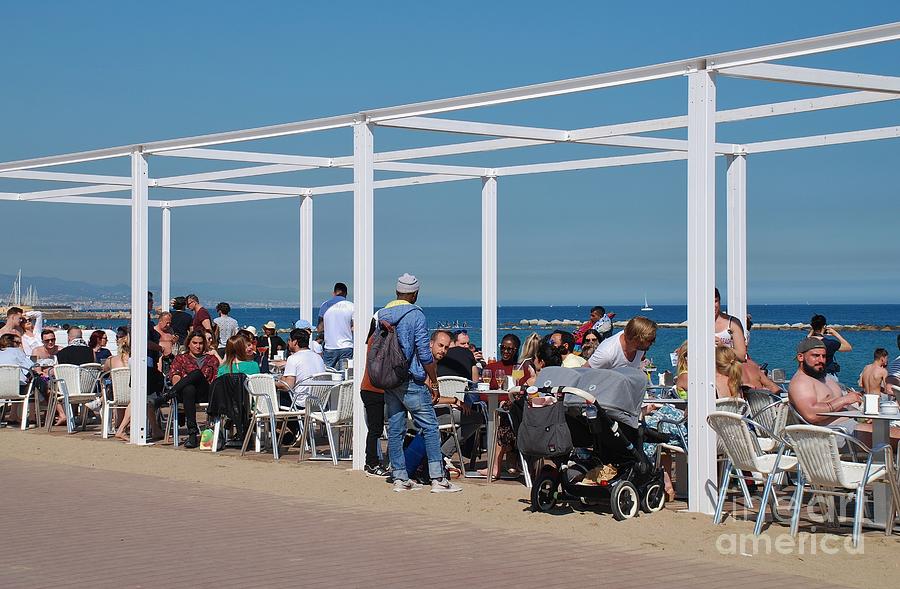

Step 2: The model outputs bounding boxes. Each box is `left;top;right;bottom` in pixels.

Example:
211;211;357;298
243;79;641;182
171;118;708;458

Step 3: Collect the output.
275;350;284;361
477;382;489;392
863;394;880;415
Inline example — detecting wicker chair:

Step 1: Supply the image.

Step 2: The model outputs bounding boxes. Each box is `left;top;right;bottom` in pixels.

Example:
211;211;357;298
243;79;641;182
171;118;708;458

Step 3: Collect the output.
784;424;900;547
0;365;33;430
707;411;798;531
300;380;353;465
241;373;305;460
47;363;102;433
101;367;131;439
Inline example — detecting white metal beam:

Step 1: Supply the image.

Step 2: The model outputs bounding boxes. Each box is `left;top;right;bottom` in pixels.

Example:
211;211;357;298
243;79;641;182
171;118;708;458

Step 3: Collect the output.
2;23;898;173
0;170;132;185
18;184;128;201
481;177;498;360
299;196;313;324
351;122;374;472
129;151;149;445
377;116;568;141
744;125;900;153
154;148;334;167
493;151;688;176
161;207;171;313
0;193;160;206
155;180;304;195
726;155;748;330
718;63;900;94
164;191;304;208
153;164;312;186
686;70;718;515
372;161;488;177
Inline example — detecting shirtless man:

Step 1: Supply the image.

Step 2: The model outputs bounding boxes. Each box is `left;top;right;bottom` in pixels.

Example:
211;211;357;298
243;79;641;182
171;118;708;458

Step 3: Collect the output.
154;311;178;358
789;337;861;427
858;348;889;394
0;306;25;339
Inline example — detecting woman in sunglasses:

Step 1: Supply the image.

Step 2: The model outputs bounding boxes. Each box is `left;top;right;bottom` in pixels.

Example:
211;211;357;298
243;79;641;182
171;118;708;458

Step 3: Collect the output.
20;311;43;357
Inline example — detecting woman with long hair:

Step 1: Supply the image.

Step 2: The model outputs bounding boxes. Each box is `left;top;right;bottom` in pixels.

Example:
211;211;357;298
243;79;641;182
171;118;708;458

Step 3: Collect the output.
715;346;743;398
517;332;542;382
164;330;220;448
89;330;111;365
216;334;260;377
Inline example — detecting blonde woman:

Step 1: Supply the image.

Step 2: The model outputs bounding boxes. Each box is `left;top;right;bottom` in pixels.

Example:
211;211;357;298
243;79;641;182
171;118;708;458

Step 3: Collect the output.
517;332;541;381
715;346;743;398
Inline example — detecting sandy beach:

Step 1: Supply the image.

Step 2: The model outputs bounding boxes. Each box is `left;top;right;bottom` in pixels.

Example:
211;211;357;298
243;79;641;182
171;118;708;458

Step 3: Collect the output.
1;429;895;588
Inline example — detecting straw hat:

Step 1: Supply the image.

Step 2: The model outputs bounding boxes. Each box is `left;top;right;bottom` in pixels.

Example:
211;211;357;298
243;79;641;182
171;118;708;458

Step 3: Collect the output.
263;321;277;330
243;325;258;337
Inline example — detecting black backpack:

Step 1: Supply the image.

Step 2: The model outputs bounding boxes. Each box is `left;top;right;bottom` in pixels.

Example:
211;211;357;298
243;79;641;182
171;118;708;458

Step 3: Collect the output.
367;307;417;390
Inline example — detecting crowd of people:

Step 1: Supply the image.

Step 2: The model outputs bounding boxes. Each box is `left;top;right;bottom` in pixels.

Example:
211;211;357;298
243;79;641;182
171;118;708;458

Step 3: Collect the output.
2;281;899;502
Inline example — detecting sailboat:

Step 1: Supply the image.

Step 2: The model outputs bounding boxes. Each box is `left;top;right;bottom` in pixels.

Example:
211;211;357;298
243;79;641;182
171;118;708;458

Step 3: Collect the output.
641;293;653;312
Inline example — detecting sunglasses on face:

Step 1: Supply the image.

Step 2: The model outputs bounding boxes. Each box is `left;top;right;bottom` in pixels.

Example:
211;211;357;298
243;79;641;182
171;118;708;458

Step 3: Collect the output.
43;338;56;343
499;346;517;352
584;337;598;343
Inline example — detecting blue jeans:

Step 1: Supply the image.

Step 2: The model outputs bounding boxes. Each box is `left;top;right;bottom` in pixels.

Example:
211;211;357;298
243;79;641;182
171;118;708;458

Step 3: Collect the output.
323;347;353;370
385;380;444;481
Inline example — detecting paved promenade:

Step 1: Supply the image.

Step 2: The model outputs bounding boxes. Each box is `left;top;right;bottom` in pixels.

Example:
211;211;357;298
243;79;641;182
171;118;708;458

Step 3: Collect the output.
2;457;847;589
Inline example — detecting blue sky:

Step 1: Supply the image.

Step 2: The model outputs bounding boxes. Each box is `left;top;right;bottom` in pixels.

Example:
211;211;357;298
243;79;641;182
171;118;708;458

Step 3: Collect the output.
1;1;898;306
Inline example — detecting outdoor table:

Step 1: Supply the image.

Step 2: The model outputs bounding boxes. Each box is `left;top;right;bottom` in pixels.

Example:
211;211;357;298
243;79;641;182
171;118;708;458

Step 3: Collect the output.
642;397;687;407
470;388;511;481
818;410;899;528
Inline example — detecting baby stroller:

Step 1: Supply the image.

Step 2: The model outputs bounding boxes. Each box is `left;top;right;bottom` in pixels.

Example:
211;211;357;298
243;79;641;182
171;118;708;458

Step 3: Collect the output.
521;367;669;520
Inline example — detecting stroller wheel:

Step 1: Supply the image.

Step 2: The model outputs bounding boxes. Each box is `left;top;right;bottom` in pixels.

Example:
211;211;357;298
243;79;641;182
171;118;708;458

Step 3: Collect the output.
610;481;639;520
641;483;666;513
531;467;559;513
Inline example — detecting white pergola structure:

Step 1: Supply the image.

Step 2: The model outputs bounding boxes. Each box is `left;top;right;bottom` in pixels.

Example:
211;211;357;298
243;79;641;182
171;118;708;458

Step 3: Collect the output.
2;23;898;513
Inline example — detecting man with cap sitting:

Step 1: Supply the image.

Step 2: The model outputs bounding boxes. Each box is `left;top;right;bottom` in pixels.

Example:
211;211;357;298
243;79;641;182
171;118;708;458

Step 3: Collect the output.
789;337;862;431
378;273;461;493
257;321;286;360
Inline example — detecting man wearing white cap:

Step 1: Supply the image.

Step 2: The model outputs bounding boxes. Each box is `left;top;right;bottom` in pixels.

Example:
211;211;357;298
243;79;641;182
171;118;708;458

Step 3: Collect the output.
294;319;323;355
257;321;286;360
318;282;354;369
377;273;461;493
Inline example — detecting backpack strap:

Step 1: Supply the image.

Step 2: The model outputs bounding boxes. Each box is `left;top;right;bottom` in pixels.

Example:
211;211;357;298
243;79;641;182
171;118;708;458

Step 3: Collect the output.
378;306;419;333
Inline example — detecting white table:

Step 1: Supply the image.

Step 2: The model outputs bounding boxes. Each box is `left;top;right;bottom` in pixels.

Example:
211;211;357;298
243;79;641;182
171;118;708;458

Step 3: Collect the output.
818;410;898;528
470;389;513;481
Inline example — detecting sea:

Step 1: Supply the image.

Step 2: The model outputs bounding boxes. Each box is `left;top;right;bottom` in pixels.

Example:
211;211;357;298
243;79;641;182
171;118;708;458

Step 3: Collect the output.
68;303;899;388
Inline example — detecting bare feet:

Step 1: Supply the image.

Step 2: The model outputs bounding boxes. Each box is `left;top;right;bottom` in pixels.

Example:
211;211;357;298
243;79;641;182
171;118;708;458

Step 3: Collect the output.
114;432;129;441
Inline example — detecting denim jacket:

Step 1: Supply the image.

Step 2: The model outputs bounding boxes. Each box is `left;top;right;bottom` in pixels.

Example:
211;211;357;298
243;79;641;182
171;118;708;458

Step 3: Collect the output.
377;301;433;385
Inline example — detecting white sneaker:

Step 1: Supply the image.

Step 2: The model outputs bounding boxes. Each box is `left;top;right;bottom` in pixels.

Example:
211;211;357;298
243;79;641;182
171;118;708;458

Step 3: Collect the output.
431;478;462;493
392;479;423;493
86;398;102;411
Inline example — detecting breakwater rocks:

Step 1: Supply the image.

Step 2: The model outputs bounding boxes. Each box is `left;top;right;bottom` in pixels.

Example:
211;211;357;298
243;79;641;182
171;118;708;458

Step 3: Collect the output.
505;319;900;332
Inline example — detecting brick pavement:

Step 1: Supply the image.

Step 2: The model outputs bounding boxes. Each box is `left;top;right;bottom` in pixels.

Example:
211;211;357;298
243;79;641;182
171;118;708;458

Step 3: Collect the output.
0;458;848;589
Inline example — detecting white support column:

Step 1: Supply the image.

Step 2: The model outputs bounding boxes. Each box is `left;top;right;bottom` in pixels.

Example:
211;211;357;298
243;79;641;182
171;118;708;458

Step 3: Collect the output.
351;121;375;471
299;195;314;324
726;155;748;330
481;176;498;357
130;151;149;445
686;70;717;514
161;207;171;312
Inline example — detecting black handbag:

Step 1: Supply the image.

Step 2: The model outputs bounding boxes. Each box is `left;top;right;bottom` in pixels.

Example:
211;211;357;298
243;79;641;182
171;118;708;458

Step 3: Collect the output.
516;399;573;458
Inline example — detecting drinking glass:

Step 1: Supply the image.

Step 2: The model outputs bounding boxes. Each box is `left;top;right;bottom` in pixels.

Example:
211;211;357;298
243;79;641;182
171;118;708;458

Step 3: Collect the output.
481;369;493;387
495;368;506;389
511;363;525;383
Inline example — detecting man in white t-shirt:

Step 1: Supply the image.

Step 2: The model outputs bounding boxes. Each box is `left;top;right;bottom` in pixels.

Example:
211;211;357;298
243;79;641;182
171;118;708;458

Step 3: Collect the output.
279;328;326;409
588;316;657;370
317;282;354;369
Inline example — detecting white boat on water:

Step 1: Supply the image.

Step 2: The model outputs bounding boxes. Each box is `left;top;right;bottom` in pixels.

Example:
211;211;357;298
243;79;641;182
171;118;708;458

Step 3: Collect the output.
641;294;653;312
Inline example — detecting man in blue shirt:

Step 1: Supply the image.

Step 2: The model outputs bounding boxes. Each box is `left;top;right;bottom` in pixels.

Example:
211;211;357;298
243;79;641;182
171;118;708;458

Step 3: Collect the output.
378;273;461;494
809;314;852;378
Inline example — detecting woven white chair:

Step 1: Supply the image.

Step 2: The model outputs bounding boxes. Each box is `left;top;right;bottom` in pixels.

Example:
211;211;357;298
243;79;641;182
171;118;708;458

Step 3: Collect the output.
47;364;102;433
435;376;473;479
707;411;798;531
101;367;131;439
241;374;305;460
0;365;32;431
299;380;353;465
784;424;900;547
745;391;790;453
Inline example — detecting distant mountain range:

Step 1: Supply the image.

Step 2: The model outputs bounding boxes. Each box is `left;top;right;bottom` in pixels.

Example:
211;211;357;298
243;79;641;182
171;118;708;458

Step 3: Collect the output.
0;273;301;307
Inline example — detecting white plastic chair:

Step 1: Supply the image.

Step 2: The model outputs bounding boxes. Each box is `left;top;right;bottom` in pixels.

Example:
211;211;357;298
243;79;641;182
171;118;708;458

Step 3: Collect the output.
0;365;32;431
299;380;353;465
47;363;101;433
101;367;131;439
784;424;900;547
241;373;305;460
706;411;798;531
436;376;473;479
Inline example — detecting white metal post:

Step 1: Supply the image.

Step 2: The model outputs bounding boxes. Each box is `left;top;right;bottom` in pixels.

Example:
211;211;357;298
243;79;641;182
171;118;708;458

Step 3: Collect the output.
299;195;314;324
726;155;748;331
351;121;374;471
161;207;171;312
130;151;149;445
686;70;717;514
481;176;498;357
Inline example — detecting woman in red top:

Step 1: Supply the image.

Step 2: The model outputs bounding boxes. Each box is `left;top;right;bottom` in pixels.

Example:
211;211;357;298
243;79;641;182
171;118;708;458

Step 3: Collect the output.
164;330;219;448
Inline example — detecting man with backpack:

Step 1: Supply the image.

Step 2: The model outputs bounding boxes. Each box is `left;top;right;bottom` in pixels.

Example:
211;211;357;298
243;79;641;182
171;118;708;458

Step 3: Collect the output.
369;273;461;493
